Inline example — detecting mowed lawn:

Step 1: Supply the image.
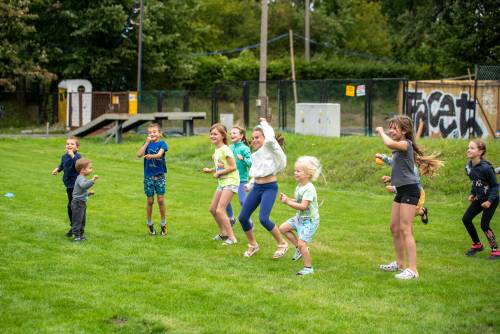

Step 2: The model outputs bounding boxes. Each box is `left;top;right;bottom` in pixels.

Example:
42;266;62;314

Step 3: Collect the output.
0;135;498;334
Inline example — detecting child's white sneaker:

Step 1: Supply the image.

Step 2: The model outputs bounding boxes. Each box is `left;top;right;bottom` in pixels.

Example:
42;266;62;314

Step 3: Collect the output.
379;261;402;272
291;247;302;261
395;268;419;280
296;267;314;276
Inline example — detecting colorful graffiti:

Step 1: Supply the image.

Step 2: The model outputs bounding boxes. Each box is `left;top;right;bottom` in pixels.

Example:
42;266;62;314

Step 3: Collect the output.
406;90;488;138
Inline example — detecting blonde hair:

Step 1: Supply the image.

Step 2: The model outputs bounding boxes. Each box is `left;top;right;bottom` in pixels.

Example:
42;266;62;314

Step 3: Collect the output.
295;156;322;181
388;115;443;177
75;158;92;173
210;123;228;145
67;136;80;148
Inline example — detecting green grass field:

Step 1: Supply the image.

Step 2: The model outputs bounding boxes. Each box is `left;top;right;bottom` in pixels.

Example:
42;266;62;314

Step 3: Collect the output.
0;134;498;334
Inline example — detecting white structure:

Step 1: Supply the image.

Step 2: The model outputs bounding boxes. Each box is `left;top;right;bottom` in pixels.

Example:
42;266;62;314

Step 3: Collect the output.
220;113;234;132
295;103;341;137
58;79;92;129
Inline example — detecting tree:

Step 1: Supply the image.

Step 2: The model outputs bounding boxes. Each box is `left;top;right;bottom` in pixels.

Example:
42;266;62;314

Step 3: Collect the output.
0;1;54;92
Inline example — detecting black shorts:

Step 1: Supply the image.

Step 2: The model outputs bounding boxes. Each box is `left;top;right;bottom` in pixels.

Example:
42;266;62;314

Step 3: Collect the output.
394;183;420;206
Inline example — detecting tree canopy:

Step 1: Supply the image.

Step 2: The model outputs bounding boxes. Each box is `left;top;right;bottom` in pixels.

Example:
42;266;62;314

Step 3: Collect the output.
1;0;498;92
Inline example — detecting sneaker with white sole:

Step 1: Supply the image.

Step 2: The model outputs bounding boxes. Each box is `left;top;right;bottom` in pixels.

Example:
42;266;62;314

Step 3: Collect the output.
291;247;302;261
379;261;402;272
222;238;237;245
296;267;314;276
395;268;419;280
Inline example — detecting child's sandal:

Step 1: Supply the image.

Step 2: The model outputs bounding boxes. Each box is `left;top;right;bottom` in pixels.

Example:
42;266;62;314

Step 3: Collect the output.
243;244;260;257
272;243;289;259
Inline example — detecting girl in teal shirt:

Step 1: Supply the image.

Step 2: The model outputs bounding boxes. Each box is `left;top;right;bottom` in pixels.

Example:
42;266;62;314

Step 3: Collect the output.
226;125;252;225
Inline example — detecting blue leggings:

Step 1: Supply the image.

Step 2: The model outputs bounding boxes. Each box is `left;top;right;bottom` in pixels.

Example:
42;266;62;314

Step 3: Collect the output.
238;182;278;232
226;182;248;218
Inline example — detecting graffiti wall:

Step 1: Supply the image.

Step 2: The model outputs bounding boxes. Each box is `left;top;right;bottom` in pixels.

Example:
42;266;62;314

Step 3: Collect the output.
405;80;499;139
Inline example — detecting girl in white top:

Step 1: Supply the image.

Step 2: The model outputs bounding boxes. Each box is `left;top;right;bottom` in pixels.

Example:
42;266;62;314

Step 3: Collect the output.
238;118;289;258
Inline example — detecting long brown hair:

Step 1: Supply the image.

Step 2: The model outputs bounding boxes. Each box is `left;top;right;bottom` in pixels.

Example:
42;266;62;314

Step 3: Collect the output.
210;123;228;145
389;115;443;177
232;125;250;146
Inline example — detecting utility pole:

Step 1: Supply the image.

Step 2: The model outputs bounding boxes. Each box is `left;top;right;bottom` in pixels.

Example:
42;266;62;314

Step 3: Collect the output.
136;0;144;113
257;0;269;120
304;0;310;62
289;29;298;105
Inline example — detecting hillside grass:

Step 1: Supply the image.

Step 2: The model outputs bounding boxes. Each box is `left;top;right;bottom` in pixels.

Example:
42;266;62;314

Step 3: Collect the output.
0;134;498;334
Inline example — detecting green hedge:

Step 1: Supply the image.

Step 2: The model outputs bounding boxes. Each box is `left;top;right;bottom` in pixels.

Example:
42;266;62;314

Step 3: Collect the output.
186;52;435;89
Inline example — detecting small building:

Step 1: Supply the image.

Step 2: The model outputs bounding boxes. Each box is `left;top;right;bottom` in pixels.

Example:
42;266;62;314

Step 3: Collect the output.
58;79;93;129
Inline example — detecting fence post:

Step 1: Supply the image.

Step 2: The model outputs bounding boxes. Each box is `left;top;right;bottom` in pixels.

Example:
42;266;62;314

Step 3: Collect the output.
183;91;190;135
472;65;478;138
211;85;218;125
243;82;250;127
156;91;164;113
364;79;373;136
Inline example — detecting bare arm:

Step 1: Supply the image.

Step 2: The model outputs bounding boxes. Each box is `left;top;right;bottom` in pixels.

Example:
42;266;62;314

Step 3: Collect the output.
280;193;310;211
375;127;408;151
145;148;165;160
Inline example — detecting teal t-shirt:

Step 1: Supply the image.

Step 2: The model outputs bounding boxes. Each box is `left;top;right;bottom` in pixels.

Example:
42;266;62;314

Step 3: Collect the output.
230;141;252;182
294;182;319;220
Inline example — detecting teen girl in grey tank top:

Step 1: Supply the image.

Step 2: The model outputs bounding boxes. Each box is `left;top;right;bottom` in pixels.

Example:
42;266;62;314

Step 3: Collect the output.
391;140;418;187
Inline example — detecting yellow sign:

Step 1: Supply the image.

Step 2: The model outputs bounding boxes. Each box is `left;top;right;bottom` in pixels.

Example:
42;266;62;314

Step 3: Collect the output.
129;92;138;115
346;85;355;97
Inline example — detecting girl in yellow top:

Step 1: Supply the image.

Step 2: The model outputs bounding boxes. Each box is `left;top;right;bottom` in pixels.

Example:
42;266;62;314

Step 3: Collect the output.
203;123;240;245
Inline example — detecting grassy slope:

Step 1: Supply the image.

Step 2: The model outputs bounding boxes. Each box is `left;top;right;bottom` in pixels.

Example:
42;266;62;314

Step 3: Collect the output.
0;135;498;334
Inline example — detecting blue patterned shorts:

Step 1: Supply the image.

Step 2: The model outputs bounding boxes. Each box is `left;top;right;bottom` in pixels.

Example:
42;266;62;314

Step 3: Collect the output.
144;175;166;197
285;216;319;243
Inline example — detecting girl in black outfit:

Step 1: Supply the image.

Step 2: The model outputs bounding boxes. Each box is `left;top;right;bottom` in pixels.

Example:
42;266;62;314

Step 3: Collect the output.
462;139;499;260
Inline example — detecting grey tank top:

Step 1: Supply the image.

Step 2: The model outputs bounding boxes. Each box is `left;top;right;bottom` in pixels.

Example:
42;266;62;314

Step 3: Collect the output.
391;140;418;187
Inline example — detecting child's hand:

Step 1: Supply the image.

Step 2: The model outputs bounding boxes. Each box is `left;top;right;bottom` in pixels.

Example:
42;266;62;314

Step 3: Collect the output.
213;172;220;178
280;193;288;203
381;175;391;184
259;117;267;123
375;153;383;159
243;184;250;192
146;136;152;143
88;190;95;196
375;127;384;135
67;149;75;158
386;185;395;193
481;201;491;209
92;175;99;182
468;195;477;202
202;167;212;174
237;154;243;160
51;168;59;175
144;154;153;160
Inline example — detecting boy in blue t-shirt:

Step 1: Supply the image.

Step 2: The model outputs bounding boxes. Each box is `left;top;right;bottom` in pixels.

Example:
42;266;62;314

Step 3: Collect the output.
52;136;82;237
136;123;168;236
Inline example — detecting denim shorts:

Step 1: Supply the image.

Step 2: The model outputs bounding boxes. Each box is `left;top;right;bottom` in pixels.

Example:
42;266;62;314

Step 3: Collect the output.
144;175;166;197
216;184;239;193
285;216;319;243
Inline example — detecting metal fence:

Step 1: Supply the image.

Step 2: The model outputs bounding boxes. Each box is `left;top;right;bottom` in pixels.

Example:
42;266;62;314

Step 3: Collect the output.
139;78;405;136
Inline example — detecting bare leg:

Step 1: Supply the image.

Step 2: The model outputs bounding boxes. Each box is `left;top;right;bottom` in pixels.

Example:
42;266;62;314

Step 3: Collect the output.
157;195;166;221
400;203;418;272
298;240;312;267
209;191;225;235
146;197;154;221
215;189;236;240
279;223;299;247
391;202;405;268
